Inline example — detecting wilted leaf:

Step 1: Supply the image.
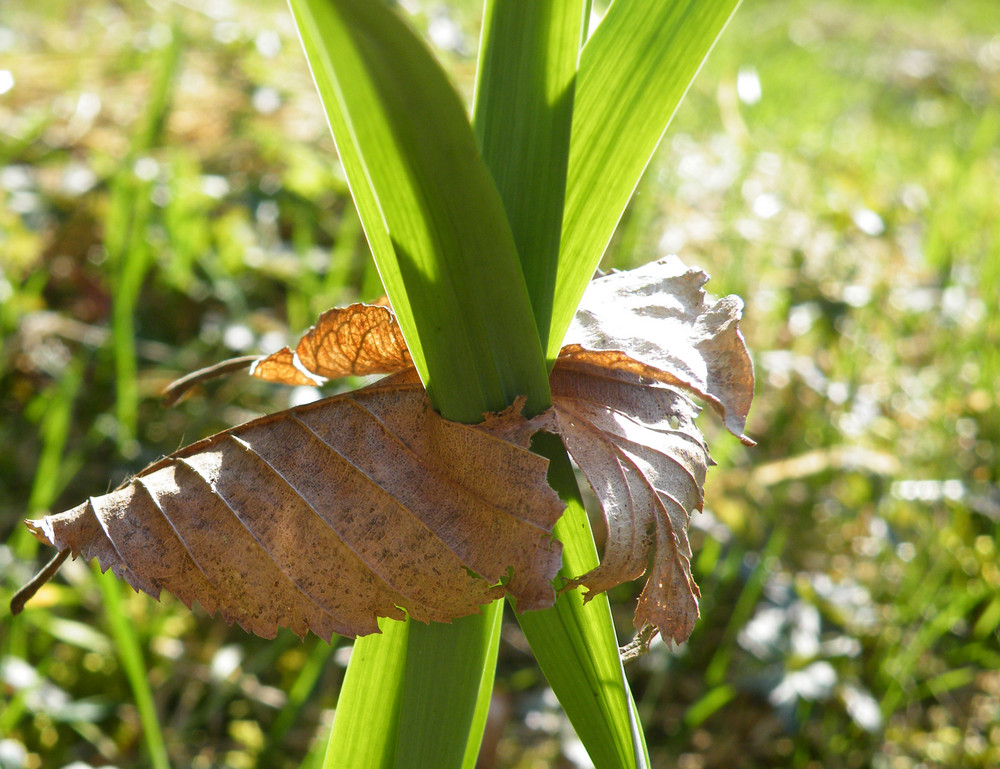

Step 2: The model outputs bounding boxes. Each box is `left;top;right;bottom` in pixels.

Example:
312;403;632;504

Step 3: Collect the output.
562;255;754;445
548;364;707;643
544;255;755;643
19;257;753;646
252;303;412;386
26;372;563;639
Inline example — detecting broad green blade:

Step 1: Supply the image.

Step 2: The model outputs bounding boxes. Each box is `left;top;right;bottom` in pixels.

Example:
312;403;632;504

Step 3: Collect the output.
323;618;408;769
473;5;647;767
472;0;584;354
517;434;648;769
548;0;742;359
288;3;551;768
397;602;504;769
288;0;550;421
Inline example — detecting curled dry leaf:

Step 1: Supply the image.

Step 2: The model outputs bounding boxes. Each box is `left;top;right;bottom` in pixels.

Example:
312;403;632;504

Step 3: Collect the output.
547;255;755;643
562;255;754;445
251;303;412;386
549;363;707;643
20;257;753;646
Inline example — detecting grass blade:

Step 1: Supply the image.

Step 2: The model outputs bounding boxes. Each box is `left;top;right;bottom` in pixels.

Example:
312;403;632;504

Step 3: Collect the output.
287;0;550;421
517;434;648;769
25;362;85;522
459;602;505;769
548;0;742;359
96;567;171;769
103;25;181;446
256;639;338;768
472;0;585;354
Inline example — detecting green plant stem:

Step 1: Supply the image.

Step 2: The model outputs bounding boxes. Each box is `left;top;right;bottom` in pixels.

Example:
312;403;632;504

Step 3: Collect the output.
517;433;649;769
474;5;648;765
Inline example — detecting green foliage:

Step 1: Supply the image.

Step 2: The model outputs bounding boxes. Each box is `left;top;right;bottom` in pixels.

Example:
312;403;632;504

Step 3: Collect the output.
550;0;741;360
286;1;661;766
473;4;649;767
1;1;998;768
287;0;551;420
323;618;408;769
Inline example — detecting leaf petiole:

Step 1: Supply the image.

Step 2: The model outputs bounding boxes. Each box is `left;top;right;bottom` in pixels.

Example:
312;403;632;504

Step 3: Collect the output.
9;548;69;615
619;625;657;663
161;354;262;406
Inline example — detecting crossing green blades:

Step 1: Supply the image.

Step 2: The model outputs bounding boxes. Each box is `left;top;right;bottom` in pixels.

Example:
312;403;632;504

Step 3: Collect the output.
550;0;742;360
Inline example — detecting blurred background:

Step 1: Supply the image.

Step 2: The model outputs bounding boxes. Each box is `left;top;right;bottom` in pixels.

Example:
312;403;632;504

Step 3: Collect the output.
1;0;998;767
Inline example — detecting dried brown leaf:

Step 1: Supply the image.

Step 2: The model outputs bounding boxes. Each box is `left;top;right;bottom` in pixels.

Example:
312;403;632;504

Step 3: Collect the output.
26;372;562;639
539;256;755;644
549;363;707;643
562;255;755;445
248;348;324;387
251;304;411;386
22;257;754;649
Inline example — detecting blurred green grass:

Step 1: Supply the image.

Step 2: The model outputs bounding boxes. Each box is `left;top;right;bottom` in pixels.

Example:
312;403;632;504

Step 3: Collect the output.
1;1;998;768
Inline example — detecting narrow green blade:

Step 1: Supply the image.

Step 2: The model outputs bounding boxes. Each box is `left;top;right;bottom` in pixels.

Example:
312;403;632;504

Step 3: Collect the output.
322;608;503;769
459;601;506;769
97;568;171;769
548;0;742;359
472;0;584;354
288;0;550;421
473;4;647;767
517;434;648;769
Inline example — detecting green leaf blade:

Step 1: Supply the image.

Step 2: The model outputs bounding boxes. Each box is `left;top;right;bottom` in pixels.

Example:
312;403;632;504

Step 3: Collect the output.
549;0;742;359
473;5;647;766
517;434;648;769
288;0;550;421
473;0;585;354
288;2;555;768
398;604;504;769
323;619;409;769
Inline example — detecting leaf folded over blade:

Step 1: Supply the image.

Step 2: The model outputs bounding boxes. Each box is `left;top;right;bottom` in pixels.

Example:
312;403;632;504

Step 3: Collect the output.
22;258;753;645
26;373;563;639
547;256;753;643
